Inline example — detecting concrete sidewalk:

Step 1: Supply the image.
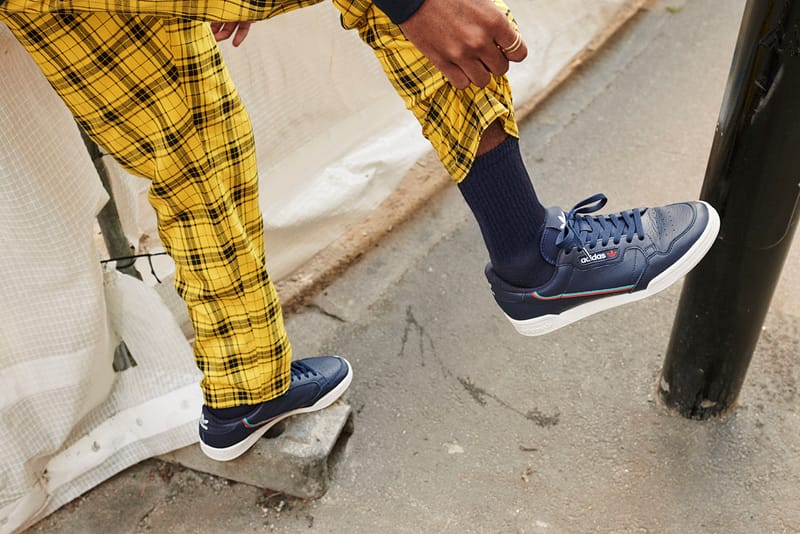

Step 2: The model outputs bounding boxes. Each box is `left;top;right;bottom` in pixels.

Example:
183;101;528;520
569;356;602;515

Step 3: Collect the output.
31;0;800;532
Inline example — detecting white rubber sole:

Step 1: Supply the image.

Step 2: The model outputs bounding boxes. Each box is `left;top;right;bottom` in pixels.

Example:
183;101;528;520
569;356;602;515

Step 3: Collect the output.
508;202;721;336
200;359;353;462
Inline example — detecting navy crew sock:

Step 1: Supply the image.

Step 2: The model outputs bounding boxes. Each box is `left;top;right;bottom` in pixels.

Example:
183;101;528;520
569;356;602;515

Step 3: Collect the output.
458;136;555;288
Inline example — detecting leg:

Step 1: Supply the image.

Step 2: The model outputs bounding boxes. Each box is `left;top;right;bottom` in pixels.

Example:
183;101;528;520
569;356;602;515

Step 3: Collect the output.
4;13;351;462
336;0;552;284
335;0;552;283
4;12;292;406
336;0;720;335
338;0;520;182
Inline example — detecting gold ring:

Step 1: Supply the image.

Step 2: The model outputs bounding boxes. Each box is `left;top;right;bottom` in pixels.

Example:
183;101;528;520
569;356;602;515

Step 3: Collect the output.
500;32;523;56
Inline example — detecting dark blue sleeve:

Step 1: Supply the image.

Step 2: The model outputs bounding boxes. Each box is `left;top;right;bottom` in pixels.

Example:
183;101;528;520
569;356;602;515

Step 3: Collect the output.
372;0;427;24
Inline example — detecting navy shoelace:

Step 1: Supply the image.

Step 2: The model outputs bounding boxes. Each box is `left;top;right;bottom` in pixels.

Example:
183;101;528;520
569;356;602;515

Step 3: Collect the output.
555;194;646;256
290;360;319;382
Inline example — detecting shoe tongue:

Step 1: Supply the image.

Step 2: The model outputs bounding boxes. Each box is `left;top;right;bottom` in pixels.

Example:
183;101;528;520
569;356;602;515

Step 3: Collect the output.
543;206;566;230
544;207;592;239
540;207;565;266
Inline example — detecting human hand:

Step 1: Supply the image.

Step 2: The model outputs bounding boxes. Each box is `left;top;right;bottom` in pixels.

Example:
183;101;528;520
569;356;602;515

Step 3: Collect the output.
398;0;528;89
210;21;253;47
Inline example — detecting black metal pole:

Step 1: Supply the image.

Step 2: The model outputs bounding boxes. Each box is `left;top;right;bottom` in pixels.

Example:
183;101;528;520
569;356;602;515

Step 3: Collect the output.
658;0;800;419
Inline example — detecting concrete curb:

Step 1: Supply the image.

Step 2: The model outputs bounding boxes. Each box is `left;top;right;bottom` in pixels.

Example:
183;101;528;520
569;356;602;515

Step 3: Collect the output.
160;402;354;499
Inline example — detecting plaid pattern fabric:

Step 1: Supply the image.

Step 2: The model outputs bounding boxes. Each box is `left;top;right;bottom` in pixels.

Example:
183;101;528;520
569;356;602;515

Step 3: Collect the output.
0;0;322;21
1;13;297;408
335;0;520;182
1;0;521;407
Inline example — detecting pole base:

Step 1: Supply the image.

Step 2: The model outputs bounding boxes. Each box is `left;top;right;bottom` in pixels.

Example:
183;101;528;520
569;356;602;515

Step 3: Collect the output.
656;373;739;420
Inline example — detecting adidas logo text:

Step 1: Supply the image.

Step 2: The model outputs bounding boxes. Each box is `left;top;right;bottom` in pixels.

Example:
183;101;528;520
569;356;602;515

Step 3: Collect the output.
580;249;618;264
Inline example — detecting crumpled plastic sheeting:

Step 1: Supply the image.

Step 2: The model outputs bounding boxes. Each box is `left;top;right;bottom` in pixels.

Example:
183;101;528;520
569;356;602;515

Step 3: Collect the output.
0;28;201;534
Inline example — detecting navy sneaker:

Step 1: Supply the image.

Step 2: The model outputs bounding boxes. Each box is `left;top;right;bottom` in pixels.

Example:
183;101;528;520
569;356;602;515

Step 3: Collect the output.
486;194;720;336
199;356;353;461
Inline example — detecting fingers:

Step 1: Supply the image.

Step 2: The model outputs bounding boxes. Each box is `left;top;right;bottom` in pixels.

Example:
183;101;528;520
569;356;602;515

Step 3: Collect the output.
495;20;528;63
502;36;528;63
232;22;252;47
211;22;252;46
461;59;493;89
438;62;472;90
481;49;510;78
462;23;526;88
212;21;236;42
450;47;511;89
445;52;508;89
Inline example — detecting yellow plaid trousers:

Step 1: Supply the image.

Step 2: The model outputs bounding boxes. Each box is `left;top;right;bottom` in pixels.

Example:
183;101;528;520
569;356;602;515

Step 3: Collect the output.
0;0;519;407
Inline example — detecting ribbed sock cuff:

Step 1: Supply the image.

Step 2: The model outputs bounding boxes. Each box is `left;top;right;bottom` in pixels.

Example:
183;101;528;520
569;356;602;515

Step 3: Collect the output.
458;137;554;287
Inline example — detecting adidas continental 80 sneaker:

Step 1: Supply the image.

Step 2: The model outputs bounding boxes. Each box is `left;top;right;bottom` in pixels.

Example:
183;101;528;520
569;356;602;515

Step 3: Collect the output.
486;194;720;336
199;356;353;461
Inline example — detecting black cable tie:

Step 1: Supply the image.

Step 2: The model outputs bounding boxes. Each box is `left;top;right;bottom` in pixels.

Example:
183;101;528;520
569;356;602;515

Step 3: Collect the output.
147;254;162;284
100;252;169;284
